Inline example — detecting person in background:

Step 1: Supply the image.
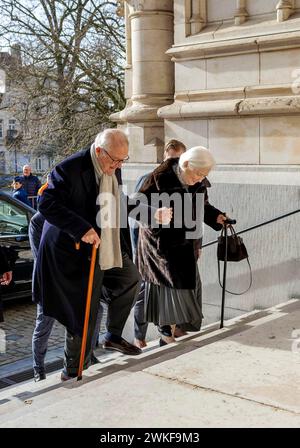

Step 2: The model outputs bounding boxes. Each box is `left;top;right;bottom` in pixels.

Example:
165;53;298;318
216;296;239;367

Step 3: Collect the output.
12;176;31;206
21;165;41;209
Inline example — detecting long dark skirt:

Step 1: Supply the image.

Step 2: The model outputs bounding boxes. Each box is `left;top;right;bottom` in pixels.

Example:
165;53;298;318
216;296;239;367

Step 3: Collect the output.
0;295;3;323
144;265;203;330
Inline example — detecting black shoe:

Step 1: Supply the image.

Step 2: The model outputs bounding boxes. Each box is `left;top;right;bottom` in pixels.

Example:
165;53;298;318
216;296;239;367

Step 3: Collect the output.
103;338;142;356
159;338;168;347
157;325;172;337
33;372;46;382
90;353;100;365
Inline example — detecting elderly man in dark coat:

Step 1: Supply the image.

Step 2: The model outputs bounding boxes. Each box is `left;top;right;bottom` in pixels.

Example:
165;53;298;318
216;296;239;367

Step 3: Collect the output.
34;129;171;380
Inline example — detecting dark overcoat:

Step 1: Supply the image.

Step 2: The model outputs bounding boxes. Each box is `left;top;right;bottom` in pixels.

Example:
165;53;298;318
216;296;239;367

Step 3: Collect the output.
137;158;223;290
34;148;132;336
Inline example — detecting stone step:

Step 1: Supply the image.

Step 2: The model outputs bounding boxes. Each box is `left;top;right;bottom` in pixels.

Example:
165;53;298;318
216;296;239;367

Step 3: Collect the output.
1;300;299;427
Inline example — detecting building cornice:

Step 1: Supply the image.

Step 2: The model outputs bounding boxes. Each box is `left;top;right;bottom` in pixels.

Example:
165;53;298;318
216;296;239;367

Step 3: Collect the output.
168;29;300;61
158;98;300;119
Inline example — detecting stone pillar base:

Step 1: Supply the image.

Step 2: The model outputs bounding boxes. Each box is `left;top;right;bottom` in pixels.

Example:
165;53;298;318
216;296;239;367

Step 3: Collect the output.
116;121;164;164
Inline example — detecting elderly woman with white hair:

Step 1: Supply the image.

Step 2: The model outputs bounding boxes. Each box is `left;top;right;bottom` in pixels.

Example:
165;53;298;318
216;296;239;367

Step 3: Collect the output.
136;146;227;345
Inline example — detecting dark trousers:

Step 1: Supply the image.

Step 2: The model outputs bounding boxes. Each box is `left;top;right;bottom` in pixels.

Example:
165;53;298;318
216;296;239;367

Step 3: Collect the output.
0;296;3;323
64;252;140;376
133;282;148;340
32;304;55;374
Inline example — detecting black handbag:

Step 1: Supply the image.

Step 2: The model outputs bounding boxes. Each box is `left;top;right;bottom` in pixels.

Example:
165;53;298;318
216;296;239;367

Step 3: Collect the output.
217;225;252;295
217;225;248;262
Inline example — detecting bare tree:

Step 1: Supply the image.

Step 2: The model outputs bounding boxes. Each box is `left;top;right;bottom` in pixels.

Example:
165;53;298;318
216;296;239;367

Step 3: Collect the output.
0;0;125;158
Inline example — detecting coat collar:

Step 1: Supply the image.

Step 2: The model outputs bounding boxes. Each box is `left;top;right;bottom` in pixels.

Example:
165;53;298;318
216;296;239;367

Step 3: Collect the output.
153;159;211;192
80;148;122;195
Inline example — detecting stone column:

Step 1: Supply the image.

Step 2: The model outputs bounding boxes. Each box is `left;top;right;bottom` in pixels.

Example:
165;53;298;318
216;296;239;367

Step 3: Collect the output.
276;0;294;22
111;0;174;163
234;0;248;25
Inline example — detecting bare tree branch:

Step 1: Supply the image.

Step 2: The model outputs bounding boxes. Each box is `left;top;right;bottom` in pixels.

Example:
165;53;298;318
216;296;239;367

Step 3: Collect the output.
0;0;125;158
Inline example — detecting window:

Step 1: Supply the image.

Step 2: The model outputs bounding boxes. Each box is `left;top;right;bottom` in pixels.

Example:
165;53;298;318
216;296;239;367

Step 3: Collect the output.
36;158;42;171
8;119;17;130
0;199;28;236
0;151;5;172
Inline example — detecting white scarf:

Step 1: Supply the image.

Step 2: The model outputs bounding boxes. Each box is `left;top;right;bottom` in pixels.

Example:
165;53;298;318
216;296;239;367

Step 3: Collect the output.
90;144;123;270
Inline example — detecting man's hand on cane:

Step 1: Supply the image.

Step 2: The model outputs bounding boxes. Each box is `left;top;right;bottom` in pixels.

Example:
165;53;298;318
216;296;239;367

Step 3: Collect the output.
81;228;101;248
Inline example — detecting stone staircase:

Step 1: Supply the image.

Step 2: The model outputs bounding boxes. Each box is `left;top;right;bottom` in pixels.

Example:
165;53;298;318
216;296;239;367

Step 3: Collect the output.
0;299;299;428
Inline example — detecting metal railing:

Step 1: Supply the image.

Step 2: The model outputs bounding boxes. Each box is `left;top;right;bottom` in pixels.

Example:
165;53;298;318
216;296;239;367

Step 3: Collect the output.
202;207;300;328
202;208;300;249
27;195;38;209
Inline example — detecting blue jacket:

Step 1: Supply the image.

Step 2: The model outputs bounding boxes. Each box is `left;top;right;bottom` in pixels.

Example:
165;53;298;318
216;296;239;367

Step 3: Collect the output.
13;187;31;206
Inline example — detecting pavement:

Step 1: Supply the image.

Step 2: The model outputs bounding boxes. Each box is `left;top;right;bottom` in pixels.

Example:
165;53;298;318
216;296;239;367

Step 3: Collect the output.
0;299;299;428
0;299;65;367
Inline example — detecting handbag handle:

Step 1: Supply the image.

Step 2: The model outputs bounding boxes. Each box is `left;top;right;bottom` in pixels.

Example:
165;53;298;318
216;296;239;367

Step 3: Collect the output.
218;257;252;296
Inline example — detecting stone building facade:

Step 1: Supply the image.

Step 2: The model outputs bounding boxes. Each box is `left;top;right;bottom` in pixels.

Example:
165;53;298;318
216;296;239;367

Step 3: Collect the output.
114;0;300;324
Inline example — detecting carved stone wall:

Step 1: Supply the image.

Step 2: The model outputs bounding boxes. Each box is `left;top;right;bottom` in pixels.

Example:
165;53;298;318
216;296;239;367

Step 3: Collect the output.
158;0;300;165
111;0;174;163
116;0;300;325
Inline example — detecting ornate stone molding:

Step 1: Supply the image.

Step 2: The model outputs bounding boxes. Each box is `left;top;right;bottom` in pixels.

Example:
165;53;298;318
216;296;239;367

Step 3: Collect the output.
190;0;207;34
116;0;125;17
276;0;295;22
168;31;300;61
234;0;249;26
175;84;295;102
127;0;145;11
158;95;300;119
186;0;207;36
158;83;300;119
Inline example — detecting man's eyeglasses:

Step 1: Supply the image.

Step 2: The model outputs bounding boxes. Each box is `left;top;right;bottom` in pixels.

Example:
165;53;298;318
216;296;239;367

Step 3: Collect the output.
101;148;129;165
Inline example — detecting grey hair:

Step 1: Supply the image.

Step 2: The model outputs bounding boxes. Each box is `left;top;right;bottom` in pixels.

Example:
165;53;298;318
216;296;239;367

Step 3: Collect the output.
94;128;129;150
179;146;216;171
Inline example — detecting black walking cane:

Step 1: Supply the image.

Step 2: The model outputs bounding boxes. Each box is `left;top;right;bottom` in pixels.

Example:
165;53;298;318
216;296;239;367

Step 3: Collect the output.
220;218;236;329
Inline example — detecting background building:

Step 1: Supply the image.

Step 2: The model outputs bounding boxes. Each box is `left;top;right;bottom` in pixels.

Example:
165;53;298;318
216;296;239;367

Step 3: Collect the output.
0;49;52;176
115;0;300;324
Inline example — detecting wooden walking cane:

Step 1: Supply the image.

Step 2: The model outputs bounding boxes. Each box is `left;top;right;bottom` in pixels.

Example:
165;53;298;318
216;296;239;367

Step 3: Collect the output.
77;243;97;381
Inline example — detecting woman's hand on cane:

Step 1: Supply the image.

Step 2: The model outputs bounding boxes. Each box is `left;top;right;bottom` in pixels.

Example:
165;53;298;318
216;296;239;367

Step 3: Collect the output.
154;207;173;225
81;228;101;248
217;214;228;226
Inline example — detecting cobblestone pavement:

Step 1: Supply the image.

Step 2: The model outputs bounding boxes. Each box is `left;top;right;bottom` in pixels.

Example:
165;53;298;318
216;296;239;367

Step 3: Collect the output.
0;298;65;367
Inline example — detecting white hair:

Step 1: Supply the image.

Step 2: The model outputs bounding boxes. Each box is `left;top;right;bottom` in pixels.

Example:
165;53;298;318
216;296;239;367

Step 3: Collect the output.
179;146;216;171
94;128;129;150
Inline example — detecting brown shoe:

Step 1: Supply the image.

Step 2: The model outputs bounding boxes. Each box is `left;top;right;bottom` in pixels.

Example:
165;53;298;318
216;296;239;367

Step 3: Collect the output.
103;338;142;356
134;338;147;349
174;327;187;338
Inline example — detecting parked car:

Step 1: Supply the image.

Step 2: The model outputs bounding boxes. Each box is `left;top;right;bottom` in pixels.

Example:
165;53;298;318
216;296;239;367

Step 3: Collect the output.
0;174;14;191
0;190;35;301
